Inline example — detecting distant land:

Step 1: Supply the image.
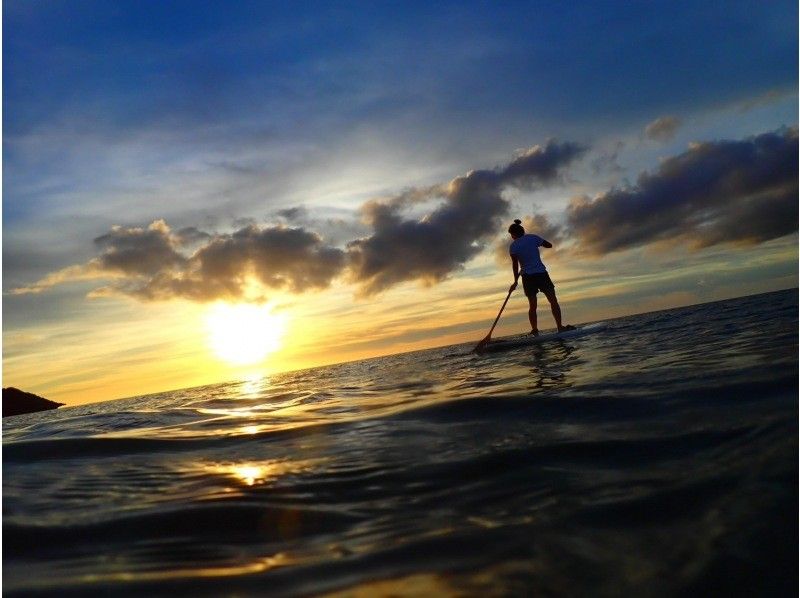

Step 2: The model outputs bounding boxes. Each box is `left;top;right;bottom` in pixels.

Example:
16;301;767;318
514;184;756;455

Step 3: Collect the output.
2;387;65;418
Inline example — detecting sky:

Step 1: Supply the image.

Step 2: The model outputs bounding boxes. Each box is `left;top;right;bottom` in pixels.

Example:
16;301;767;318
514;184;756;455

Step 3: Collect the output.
4;0;798;406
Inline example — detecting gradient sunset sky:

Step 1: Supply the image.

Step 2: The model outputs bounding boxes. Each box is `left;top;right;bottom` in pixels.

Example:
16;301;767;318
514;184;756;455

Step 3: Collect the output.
4;1;798;406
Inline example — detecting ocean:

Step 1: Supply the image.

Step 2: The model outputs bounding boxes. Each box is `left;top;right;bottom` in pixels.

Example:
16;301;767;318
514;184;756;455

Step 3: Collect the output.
3;289;797;596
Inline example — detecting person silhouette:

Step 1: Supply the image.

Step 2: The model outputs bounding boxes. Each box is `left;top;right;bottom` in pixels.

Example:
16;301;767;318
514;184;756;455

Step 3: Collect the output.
507;219;575;335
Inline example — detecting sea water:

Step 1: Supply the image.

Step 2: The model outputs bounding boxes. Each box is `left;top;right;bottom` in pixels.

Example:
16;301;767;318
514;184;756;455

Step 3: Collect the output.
3;289;797;596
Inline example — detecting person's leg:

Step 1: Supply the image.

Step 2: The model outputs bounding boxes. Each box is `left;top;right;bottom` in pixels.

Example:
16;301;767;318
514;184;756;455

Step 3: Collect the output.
541;287;564;330
527;294;538;334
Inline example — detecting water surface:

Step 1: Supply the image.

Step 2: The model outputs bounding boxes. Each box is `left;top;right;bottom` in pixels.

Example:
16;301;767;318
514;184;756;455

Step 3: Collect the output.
4;289;797;596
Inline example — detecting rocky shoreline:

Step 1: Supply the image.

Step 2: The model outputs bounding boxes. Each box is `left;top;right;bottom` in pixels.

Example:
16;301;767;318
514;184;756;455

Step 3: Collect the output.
3;387;64;418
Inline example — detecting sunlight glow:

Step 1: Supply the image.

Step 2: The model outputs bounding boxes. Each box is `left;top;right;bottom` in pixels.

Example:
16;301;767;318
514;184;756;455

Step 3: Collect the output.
205;459;322;489
233;465;264;486
205;304;287;365
240;373;267;396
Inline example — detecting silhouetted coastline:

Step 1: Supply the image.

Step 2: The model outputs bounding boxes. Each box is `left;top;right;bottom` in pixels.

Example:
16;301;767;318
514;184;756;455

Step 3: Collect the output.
3;387;64;418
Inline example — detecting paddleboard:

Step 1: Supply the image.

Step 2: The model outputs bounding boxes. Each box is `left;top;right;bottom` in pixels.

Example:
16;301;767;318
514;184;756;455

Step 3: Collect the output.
479;322;605;353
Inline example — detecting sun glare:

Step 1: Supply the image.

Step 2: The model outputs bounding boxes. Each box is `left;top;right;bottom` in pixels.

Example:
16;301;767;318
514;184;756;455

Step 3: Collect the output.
205;304;287;365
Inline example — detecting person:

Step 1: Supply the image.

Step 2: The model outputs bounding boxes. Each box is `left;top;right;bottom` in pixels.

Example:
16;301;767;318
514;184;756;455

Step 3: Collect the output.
507;219;575;335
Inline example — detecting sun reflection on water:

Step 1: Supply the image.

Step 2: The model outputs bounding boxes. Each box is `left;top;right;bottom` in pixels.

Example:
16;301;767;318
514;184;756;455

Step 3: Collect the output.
204;459;322;489
233;465;264;486
77;554;292;584
240;373;268;397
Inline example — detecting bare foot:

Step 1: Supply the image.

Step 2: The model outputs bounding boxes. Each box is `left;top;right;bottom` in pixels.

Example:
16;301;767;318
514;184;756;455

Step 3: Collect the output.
558;324;576;332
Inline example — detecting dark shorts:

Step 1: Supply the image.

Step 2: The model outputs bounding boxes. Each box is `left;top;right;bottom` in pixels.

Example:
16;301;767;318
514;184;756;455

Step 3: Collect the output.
521;272;555;297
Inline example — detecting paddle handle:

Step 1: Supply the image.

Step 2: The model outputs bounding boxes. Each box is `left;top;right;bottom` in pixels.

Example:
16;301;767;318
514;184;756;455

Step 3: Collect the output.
485;287;514;339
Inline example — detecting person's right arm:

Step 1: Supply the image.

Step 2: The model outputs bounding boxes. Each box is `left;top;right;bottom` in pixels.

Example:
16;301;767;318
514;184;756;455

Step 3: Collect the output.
540;239;553;249
510;255;520;292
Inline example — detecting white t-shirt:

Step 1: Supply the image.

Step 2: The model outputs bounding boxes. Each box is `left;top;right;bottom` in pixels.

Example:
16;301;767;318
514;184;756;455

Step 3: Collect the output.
509;234;547;274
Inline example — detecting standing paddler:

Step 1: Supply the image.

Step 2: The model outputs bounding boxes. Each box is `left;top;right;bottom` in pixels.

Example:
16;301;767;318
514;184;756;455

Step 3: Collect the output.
473;218;576;352
507;219;575;336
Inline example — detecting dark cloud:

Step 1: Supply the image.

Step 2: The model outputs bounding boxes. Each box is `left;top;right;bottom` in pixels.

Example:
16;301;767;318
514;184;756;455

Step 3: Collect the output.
92;220;187;276
644;116;681;142
502;142;587;184
566;129;799;255
273;204;372;247
231;216;259;229
174;226;213;247
188;225;346;297
275;206;309;222
347;140;586;295
16;221;347;302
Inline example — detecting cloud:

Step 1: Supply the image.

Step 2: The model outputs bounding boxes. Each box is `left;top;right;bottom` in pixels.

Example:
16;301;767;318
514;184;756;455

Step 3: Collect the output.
275;206;309;222
273;204;371;247
11;264;113;296
737;88;793;113
566;128;799;256
591;140;625;175
346;140;587;295
644;116;681;142
174;226;213;247
12;140;587;301
15;221;347;302
15;131;796;302
92;220;188;276
185;225;346;298
11;220;182;295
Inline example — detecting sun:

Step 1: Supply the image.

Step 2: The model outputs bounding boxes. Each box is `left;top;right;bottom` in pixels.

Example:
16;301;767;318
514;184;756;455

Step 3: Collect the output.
205;303;287;365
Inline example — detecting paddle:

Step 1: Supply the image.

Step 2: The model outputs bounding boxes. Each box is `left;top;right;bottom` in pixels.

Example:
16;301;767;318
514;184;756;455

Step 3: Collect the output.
473;284;516;353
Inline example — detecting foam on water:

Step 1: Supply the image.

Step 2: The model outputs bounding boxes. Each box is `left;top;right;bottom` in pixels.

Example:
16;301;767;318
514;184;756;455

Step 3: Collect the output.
3;289;797;596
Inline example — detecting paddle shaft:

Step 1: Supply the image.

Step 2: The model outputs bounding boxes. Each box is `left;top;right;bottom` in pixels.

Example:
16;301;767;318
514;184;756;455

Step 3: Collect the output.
484;287;514;340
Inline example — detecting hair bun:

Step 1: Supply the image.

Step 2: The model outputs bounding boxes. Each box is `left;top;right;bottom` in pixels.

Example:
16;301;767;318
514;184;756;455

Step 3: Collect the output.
514;219;522;225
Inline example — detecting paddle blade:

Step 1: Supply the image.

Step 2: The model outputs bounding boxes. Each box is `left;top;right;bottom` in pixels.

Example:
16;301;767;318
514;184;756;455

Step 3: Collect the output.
473;335;492;353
